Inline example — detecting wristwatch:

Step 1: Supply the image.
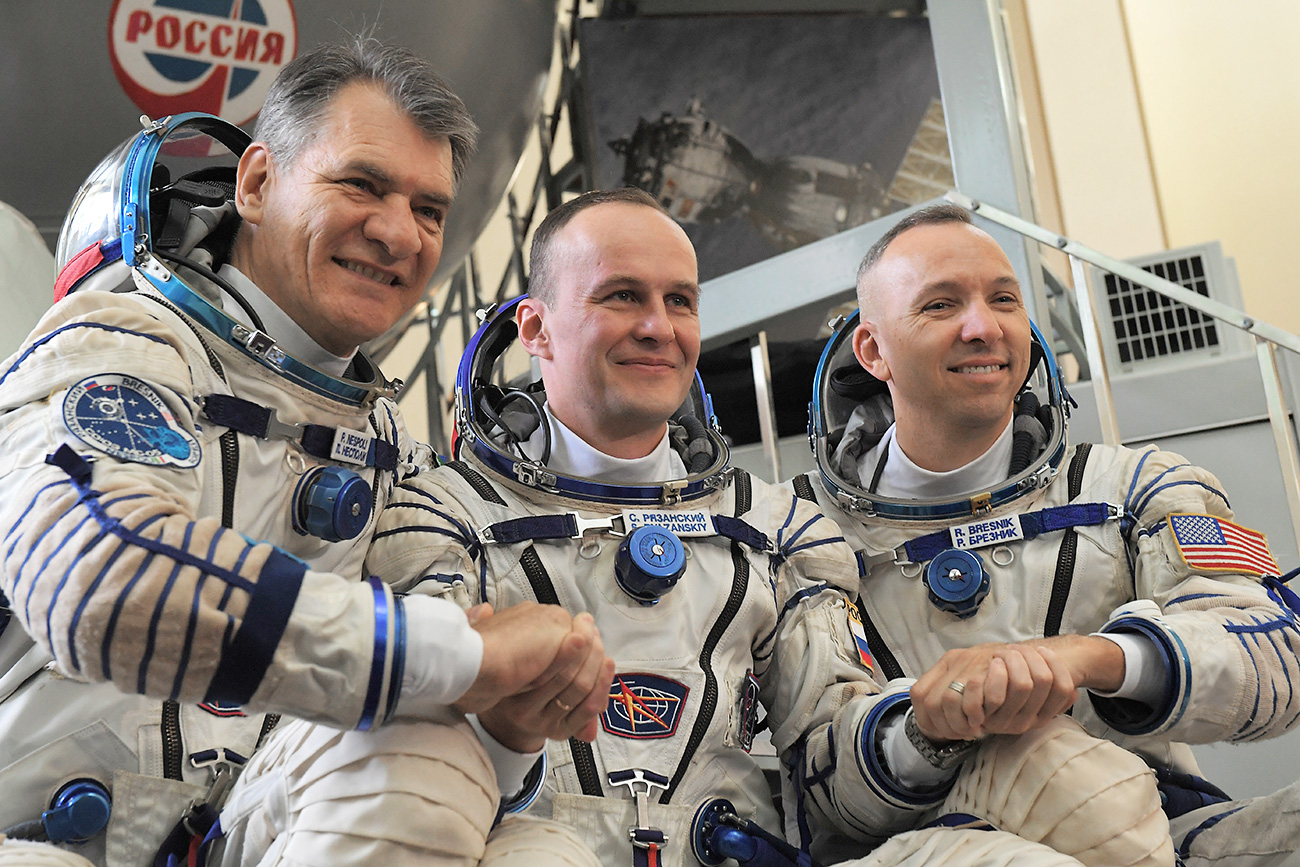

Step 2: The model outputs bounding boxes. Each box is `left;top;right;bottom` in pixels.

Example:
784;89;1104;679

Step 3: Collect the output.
903;707;978;770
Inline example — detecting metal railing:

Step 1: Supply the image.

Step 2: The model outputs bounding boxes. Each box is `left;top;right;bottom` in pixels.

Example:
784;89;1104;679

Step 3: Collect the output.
943;190;1300;557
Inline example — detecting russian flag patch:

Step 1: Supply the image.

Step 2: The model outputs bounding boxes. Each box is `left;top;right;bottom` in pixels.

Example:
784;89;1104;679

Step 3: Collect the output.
1169;514;1279;577
846;601;875;673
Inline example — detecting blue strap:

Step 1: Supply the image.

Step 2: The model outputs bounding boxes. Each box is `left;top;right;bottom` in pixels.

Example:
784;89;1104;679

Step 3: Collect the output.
484;514;579;544
483;513;774;554
201;394;398;472
713;515;772;553
902;502;1118;564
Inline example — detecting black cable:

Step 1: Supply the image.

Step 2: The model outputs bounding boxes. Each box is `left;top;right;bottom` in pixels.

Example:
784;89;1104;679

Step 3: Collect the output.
504;389;550;465
2;819;49;842
153;248;266;333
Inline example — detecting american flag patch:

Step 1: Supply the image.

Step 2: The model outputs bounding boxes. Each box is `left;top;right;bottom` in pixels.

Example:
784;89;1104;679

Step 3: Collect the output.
1169;514;1279;577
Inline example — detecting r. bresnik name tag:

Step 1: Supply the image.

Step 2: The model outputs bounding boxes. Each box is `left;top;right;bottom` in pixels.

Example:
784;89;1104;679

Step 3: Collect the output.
950;514;1025;550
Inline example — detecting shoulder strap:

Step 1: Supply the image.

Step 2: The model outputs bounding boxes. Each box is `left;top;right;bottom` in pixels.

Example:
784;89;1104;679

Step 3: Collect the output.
1044;443;1094;637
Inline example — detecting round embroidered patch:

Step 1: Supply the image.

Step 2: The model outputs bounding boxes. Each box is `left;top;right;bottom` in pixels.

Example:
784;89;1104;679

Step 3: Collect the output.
63;374;201;468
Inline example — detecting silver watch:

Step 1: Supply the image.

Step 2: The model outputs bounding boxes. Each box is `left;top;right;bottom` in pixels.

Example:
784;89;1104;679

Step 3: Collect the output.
903;707;977;770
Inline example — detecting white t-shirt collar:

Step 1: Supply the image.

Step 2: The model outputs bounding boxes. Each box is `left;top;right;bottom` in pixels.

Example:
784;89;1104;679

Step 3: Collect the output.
858;418;1015;500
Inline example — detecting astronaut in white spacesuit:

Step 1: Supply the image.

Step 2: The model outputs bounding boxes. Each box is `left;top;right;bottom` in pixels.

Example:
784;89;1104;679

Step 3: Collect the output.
300;186;1153;867
793;203;1300;865
0;38;608;866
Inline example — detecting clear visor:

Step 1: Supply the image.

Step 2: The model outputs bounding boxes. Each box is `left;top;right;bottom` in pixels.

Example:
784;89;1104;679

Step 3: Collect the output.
56;136;135;271
55;119;245;272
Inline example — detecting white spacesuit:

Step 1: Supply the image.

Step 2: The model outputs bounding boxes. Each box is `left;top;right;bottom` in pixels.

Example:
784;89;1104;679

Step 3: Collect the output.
796;310;1300;865
353;297;1129;867
0;115;484;864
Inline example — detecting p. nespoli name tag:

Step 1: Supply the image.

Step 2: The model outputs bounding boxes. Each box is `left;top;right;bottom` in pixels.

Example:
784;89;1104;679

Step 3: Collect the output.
950;514;1024;550
331;428;373;466
623;509;715;537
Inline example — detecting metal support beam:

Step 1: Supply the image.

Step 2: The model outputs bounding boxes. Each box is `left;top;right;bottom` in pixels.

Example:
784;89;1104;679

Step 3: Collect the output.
1068;254;1120;446
749;331;781;483
927;0;1051;330
948;191;1300;355
1257;338;1300;563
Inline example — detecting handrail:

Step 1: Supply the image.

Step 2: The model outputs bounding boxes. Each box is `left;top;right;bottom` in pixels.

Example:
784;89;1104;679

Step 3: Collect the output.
945;190;1300;558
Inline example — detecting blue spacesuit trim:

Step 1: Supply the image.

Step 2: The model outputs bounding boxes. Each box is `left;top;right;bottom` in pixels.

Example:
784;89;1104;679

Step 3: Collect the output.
1128;456;1230;519
101;545;161;681
67;519;139;673
1095;616;1188;734
219;541;254;610
171;532;222;700
1224;617;1298;634
1167;591;1225;605
28;504;98;627
386;593;407;724
358;576;390;731
0;323;171;388
4;478;73;556
1177;805;1246;860
1265;575;1300;616
1231;622;1267;739
203;545;305;704
754;584;833;656
1124;449;1159;507
389;487;480;548
856;694;948;807
138;524;193;694
501;754;548;815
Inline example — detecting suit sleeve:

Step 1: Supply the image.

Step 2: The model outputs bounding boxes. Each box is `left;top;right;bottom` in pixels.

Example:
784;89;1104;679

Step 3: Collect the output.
758;490;950;856
1090;445;1300;743
0;292;472;729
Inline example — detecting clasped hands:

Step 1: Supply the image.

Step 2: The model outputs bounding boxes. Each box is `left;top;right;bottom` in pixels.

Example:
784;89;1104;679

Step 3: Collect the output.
909;634;1124;743
452;601;616;753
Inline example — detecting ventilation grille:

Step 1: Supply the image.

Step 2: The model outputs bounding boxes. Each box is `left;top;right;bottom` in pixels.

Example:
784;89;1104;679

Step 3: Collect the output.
1092;242;1247;373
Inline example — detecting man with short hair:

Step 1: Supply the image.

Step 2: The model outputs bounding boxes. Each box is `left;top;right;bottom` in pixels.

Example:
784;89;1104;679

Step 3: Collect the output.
0;37;607;865
795;203;1300;864
351;188;1109;867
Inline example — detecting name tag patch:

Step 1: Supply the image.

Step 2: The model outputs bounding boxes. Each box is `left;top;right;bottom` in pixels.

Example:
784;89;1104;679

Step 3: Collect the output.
846;602;875;673
623;509;715;537
950;514;1024;550
330;428;372;466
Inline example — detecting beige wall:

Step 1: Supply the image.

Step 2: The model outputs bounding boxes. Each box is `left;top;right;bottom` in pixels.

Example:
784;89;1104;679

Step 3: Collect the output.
1022;0;1300;333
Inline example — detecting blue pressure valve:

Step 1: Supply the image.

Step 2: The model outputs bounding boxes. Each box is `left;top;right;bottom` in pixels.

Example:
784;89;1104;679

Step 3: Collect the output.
924;549;989;619
615;525;688;604
43;779;112;844
293;465;372;542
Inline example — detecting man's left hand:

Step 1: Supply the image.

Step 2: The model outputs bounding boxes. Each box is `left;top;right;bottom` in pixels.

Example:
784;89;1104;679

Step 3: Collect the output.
476;610;615;753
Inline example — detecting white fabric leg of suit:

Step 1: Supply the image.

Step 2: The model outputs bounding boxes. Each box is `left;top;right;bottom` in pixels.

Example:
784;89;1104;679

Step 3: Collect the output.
1170;778;1300;866
840;826;1087;866
0;839;96;867
943;716;1173;866
215;713;599;867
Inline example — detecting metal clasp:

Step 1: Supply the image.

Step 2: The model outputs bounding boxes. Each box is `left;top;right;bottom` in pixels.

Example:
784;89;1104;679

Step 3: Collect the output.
231;324;277;359
573;513;626;538
661;479;688;507
970;491;993;517
261;407;304;442
608;768;669;848
515;461;558;490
